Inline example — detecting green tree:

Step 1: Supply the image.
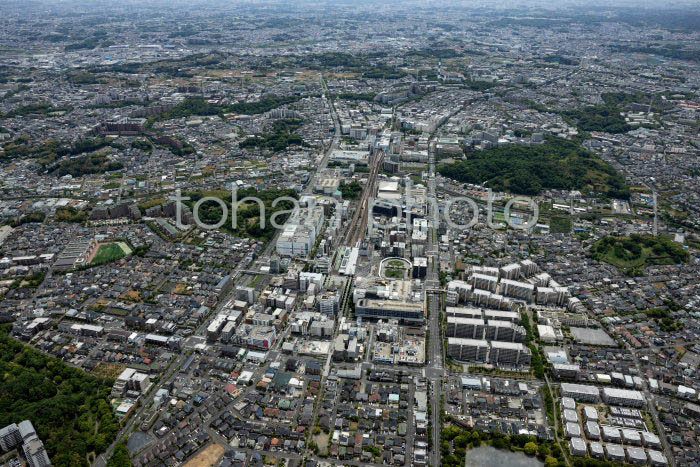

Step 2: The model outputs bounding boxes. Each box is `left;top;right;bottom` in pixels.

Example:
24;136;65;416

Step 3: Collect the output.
524;441;538;456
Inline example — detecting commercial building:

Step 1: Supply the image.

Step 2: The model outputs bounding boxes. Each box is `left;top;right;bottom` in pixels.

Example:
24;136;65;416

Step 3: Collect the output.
590;442;604;458
642;431;661;448
583;406;599;421
111;368;151;397
0;423;21;451
622;428;642;445
70;323;104;337
318;292;341;315
563;409;579;424
276;206;324;257
53;237;96;270
23;437;51;467
355;299;424;324
602;426;621;443
565;422;581;438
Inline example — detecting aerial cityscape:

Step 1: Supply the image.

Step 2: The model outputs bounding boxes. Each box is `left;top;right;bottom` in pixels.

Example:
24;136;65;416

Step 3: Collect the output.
0;1;699;467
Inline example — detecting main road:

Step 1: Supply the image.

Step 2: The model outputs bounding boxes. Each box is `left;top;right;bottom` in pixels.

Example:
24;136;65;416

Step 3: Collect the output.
425;123;445;467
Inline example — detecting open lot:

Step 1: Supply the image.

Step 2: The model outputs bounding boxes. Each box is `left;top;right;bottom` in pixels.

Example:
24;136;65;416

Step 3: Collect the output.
184;443;226;467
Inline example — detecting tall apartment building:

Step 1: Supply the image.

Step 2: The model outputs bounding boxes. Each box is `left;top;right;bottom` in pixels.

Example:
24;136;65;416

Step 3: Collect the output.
446;306;482;320
447;338;489;362
499;279;535;301
489;341;531;366
472;289;492;307
471;273;498;292
483;310;520;323
533;272;551;287
446;317;485;339
24;438;51;467
499;263;521;280
469;266;500;277
446;280;472;305
0;423;21;451
485;321;526;343
520;259;538;277
0;421;50;467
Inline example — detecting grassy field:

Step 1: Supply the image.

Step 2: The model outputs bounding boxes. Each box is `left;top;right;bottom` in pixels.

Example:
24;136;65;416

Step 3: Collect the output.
91;243;127;264
549;216;572;233
385;268;405;279
93;362;126;380
592;234;689;271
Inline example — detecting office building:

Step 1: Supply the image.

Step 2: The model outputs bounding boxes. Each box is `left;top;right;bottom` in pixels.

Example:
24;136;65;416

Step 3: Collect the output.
318;292;341;315
355;299;424;324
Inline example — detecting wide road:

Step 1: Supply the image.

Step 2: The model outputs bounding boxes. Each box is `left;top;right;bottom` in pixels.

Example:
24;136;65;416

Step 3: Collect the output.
425;121;445;467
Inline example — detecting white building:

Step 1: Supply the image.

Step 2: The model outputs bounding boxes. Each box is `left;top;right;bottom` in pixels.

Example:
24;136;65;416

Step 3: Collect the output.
276;207;324;258
499;279;534;301
601;387;646;407
561;383;600;402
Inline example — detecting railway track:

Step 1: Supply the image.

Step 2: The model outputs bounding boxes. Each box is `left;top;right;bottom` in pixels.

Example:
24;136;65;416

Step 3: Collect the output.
343;150;384;247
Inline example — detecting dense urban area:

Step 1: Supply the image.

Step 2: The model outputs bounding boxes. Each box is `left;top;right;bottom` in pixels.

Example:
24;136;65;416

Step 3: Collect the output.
1;1;700;467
